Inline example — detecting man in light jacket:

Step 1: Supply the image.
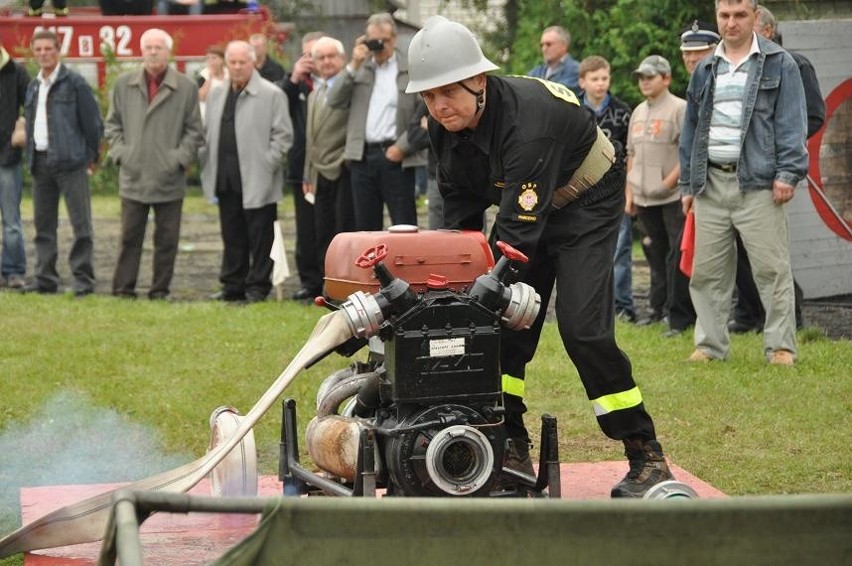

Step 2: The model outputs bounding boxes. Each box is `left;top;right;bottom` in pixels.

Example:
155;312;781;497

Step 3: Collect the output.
105;28;203;300
200;40;293;303
325;12;424;230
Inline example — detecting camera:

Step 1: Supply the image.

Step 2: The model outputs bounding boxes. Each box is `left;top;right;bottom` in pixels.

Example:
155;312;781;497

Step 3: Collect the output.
364;38;385;52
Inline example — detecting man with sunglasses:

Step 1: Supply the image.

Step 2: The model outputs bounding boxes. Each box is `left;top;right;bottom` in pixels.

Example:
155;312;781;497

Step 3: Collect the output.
527;25;580;94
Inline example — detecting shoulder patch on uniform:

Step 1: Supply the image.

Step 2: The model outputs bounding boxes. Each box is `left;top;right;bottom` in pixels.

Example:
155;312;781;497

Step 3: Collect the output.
511;75;580;106
515;214;538;223
518;182;539;211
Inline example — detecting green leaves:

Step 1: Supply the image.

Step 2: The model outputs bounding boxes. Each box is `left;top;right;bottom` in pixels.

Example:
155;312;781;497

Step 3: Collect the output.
493;0;716;106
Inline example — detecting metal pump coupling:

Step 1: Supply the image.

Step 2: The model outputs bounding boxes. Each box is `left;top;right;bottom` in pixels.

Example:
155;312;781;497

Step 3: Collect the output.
502;282;541;330
340;291;385;338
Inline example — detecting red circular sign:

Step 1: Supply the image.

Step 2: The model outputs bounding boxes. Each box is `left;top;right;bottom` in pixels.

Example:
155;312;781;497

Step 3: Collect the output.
807;78;852;242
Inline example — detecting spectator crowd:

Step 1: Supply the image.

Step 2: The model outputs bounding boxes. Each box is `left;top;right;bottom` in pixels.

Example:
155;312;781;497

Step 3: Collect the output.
0;2;820;368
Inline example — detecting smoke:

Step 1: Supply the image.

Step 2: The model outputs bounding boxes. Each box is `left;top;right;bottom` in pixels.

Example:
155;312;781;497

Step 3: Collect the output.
0;390;190;534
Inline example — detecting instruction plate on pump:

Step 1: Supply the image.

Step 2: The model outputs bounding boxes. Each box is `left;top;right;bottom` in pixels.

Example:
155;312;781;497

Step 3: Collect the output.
429;337;465;358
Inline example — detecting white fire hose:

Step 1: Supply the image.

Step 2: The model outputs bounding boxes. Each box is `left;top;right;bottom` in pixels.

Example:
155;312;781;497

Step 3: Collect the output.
208;406;257;497
0;310;355;558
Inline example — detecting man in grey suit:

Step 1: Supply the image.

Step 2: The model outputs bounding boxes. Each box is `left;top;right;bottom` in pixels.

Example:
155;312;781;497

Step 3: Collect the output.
200;40;293;303
303;36;354;281
326;12;424;230
106;28;203;301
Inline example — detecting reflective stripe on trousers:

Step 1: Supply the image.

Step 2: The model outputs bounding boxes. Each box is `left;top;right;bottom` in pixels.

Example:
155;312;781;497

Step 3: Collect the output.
591;386;643;416
502;374;525;397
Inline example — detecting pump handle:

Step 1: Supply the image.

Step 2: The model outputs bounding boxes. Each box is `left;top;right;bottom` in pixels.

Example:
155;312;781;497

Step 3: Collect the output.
496;241;528;263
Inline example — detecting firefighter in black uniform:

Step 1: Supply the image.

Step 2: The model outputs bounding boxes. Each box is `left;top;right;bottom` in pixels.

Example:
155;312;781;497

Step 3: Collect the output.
407;15;675;497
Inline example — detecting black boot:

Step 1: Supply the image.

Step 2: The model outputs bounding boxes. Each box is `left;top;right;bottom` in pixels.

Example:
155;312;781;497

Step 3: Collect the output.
611;438;674;498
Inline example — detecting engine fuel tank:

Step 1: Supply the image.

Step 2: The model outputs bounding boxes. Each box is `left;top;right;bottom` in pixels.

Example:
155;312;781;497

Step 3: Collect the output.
324;228;495;301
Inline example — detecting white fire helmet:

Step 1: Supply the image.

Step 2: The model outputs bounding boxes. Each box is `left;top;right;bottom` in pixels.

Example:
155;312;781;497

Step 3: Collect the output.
406;15;499;94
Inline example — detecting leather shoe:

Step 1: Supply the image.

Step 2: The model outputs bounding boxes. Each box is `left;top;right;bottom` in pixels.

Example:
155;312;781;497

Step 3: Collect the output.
768;349;795;366
687;349;713;362
728;320;762;334
663;328;685;338
290;288;319;301
245;292;267;304
210;290;246;302
113;290;138;299
637;311;665;326
615;309;637;323
74;288;94;298
20;283;56;295
6;274;26;289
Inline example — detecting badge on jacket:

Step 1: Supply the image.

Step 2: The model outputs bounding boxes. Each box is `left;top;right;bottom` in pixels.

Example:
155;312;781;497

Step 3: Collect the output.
518;182;539;211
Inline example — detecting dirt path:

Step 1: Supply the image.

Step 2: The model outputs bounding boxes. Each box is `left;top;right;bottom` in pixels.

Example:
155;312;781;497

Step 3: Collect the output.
16;203;851;339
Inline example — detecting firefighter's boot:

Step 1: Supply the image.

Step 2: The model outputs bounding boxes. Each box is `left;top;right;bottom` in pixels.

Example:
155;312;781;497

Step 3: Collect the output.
610;438;674;498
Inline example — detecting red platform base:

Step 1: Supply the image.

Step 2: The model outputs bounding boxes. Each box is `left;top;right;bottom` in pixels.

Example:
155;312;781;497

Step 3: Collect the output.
21;462;725;565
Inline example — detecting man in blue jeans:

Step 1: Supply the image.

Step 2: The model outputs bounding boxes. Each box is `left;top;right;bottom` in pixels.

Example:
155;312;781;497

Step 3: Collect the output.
22;30;103;296
0;41;30;289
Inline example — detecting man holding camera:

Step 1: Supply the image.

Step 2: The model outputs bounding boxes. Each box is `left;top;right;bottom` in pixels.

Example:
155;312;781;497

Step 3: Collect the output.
325;12;424;231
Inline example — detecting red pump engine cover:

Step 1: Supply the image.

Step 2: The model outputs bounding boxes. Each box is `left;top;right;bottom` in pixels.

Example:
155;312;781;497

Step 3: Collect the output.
323;228;495;301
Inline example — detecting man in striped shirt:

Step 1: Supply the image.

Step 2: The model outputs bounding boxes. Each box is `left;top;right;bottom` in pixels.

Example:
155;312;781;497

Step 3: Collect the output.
677;0;807;366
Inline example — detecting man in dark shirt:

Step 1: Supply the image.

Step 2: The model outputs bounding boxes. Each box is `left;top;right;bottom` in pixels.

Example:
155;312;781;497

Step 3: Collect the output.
406;16;676;498
200;40;292;303
249;33;286;83
280;31;325;301
0;40;30;289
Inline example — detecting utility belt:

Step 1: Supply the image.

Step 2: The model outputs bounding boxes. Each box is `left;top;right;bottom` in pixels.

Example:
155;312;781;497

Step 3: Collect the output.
551;126;616;210
364;139;396;152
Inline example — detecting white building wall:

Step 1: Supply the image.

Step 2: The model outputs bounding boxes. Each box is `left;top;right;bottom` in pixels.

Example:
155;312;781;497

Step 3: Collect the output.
783;19;852;298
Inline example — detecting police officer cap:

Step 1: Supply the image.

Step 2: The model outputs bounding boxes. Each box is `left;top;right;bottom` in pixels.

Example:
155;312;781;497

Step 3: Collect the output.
679;20;720;51
632;55;671;78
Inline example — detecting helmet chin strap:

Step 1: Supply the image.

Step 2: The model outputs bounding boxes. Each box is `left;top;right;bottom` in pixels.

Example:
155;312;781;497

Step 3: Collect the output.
457;79;485;112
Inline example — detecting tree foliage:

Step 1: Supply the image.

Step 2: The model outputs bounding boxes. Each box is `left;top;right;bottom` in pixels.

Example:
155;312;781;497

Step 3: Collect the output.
489;0;716;107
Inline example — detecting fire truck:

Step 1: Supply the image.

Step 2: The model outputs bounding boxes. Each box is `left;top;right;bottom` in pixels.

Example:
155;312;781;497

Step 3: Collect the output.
0;5;288;88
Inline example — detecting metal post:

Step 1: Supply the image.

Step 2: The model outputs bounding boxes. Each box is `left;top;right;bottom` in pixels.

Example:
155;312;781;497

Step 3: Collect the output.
542;414;561;498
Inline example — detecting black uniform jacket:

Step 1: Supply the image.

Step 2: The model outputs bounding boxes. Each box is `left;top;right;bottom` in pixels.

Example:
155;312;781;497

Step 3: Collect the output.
430;75;598;263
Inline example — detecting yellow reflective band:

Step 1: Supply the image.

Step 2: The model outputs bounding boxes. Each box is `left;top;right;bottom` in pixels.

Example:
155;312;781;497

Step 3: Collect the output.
591;387;643;416
502;374;525;397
